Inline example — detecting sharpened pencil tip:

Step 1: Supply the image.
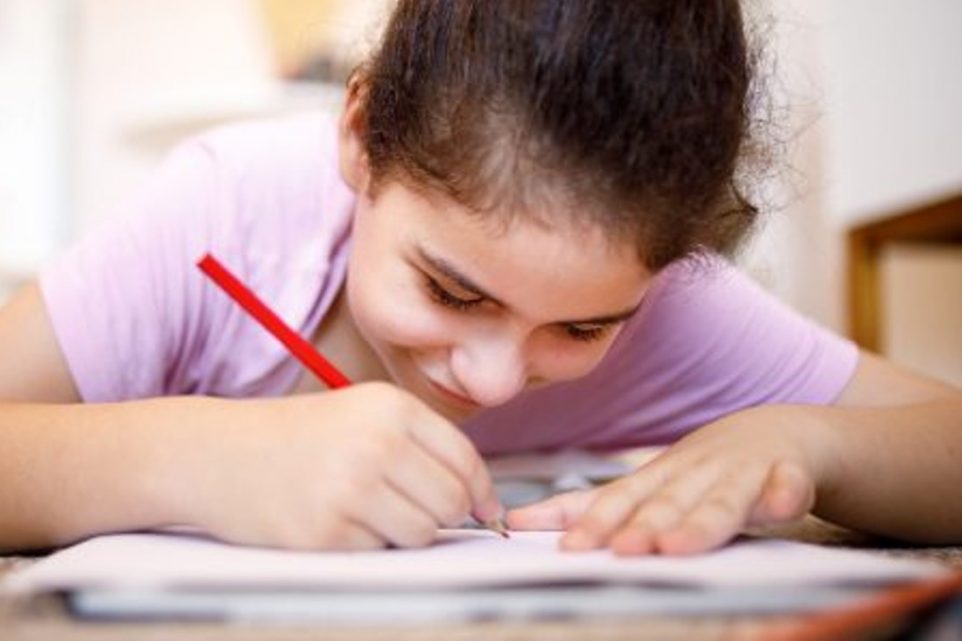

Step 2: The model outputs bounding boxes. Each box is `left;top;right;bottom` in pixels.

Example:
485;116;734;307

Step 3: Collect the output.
484;518;511;539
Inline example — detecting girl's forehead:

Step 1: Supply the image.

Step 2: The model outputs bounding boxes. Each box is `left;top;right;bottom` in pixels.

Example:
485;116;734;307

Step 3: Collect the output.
368;182;652;320
382;178;642;265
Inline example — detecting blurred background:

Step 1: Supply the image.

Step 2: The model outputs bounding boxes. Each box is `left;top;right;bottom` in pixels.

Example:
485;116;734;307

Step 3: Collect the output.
0;0;959;385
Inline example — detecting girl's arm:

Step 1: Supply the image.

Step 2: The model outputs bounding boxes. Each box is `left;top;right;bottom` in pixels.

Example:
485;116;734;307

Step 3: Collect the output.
0;283;79;403
0;283;186;548
807;351;962;542
0;284;502;552
508;350;962;554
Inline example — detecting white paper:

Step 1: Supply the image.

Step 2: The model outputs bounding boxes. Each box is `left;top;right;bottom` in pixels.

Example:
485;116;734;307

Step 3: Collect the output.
3;529;945;595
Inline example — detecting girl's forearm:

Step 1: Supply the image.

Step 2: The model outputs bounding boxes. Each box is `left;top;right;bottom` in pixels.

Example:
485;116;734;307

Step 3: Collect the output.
0;397;216;551
803;396;962;543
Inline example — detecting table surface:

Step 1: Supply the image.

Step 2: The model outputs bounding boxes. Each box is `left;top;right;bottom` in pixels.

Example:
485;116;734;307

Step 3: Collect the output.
2;518;960;641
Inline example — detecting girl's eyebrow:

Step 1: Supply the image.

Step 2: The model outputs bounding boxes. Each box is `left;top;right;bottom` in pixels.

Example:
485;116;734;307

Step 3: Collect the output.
416;245;499;302
414;244;642;325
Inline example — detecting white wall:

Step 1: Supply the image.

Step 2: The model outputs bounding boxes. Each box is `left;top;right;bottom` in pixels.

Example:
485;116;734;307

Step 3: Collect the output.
746;0;962;343
72;0;363;238
73;0;276;234
739;0;844;330
0;0;72;295
821;0;962;222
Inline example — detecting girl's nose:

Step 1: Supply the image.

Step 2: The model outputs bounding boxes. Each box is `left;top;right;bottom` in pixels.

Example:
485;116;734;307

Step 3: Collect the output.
450;335;527;408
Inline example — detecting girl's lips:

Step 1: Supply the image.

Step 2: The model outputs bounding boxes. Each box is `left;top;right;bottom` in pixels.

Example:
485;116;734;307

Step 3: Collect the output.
426;377;478;407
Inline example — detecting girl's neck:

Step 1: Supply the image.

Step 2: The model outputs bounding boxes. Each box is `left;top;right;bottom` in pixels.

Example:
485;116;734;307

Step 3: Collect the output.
291;284;389;395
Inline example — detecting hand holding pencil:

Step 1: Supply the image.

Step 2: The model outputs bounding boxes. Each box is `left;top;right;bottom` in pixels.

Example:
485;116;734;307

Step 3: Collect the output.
195;253;508;549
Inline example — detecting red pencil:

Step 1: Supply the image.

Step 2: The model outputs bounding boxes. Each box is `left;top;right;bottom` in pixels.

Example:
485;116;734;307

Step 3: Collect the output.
196;253;351;389
196;252;510;538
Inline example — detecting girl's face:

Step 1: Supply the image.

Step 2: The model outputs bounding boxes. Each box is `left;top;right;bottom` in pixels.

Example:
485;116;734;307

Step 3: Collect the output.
345;181;652;423
338;90;652;423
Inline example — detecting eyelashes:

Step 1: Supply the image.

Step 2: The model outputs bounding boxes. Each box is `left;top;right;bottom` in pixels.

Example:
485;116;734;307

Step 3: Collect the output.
424;276;612;343
563;324;609;342
425;276;484;311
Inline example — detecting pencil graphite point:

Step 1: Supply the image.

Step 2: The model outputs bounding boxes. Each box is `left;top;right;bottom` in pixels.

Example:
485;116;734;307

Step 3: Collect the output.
485;518;511;539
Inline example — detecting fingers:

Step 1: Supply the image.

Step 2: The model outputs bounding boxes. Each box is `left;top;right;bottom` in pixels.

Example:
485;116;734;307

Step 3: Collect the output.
562;459;813;557
555;459;674;551
384;441;472;527
748;460;816;525
309;519;384;551
606;461;726;555
344;481;440;548
652;465;769;555
405;408;503;522
258;514;383;551
505;489;597;530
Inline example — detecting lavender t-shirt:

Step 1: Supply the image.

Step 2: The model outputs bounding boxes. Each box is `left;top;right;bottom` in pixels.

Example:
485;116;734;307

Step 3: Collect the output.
40;113;859;455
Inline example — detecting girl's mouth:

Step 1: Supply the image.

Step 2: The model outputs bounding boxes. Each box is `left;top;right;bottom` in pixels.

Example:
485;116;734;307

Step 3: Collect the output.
426;376;478;408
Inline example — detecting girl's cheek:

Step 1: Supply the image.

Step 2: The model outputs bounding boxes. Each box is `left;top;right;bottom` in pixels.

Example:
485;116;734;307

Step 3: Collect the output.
352;281;457;349
371;308;453;348
529;334;618;382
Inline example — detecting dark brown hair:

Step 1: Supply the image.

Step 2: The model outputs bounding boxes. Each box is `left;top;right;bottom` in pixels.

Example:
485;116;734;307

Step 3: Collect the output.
357;0;763;271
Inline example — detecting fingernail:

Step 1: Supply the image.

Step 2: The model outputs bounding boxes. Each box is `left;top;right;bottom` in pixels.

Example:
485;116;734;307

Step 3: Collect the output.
474;498;504;524
483;517;511;539
485;498;506;520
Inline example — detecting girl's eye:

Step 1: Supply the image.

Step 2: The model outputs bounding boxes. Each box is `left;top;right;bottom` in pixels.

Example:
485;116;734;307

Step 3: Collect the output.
425;274;614;342
425;277;484;311
564;323;612;342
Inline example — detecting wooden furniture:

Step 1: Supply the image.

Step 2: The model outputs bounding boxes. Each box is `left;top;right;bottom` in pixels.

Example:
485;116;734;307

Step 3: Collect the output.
848;193;962;351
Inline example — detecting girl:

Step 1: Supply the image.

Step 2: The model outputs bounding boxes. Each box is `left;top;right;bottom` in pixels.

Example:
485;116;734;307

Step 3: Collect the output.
0;0;960;556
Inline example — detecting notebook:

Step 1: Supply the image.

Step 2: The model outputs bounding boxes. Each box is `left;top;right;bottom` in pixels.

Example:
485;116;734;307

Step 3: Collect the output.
4;528;946;623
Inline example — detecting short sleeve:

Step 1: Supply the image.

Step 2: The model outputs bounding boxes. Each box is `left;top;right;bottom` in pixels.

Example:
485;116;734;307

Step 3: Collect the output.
463;257;861;454
40;113;353;403
606;258;862;433
39;139;228;402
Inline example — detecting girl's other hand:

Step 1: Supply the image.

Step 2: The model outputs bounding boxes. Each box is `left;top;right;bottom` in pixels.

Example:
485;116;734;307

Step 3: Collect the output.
178;382;502;551
506;405;830;556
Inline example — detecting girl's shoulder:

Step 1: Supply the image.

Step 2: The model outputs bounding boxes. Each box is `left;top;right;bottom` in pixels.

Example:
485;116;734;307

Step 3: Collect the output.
39;112;356;402
464;256;858;454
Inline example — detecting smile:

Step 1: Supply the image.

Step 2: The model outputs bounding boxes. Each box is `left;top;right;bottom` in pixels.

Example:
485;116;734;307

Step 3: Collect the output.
426;377;478;408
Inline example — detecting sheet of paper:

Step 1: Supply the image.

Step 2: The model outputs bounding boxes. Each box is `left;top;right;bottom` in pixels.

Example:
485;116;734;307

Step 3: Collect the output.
4;529;945;595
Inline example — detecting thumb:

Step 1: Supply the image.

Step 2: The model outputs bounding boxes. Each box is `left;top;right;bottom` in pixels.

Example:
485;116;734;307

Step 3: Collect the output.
505;489;598;531
748;460;816;526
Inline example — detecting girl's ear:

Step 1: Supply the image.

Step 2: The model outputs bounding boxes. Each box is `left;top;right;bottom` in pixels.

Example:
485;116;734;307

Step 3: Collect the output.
337;75;370;193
